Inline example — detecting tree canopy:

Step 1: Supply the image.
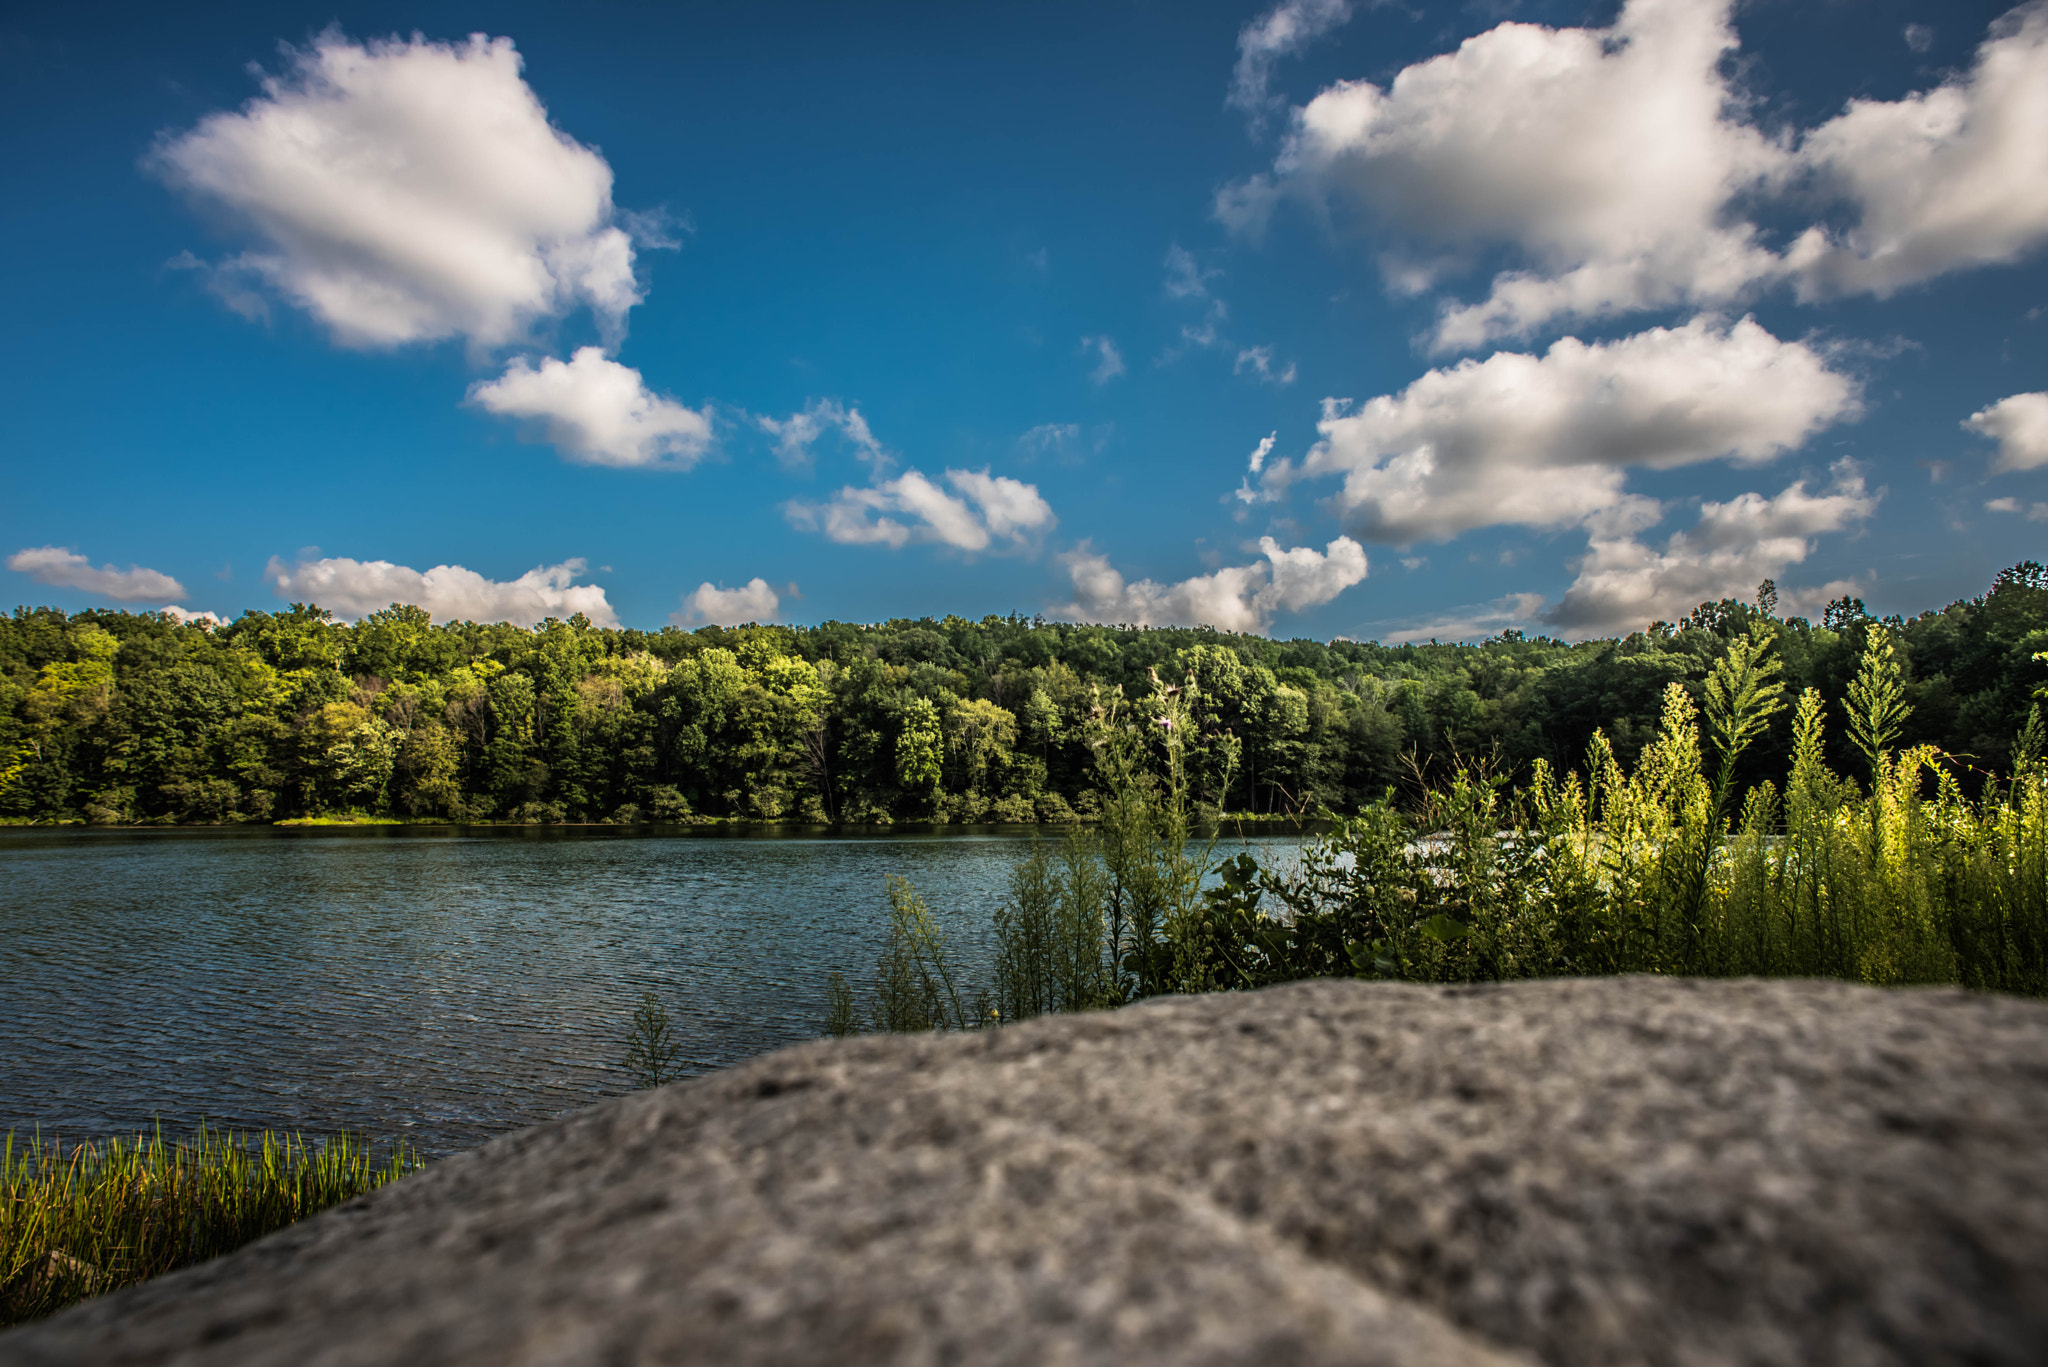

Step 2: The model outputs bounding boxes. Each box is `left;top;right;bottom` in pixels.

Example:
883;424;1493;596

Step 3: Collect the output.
3;565;2046;826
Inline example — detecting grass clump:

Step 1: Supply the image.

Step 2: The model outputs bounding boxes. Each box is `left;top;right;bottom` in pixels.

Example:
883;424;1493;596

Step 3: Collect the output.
1;1125;422;1329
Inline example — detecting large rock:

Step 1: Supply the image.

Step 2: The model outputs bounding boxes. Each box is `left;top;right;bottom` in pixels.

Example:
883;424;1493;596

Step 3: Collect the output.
5;977;2047;1366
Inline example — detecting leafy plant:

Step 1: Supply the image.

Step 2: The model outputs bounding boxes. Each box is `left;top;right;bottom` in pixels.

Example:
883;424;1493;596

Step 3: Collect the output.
1846;629;1910;782
822;970;862;1038
623;990;684;1089
872;875;968;1032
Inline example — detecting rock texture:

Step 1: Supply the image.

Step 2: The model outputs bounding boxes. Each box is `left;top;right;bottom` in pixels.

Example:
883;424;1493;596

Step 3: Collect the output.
5;977;2048;1367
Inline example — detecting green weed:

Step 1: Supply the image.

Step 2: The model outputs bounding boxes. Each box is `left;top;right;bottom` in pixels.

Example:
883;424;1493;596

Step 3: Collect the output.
1;1124;422;1329
831;629;2048;1037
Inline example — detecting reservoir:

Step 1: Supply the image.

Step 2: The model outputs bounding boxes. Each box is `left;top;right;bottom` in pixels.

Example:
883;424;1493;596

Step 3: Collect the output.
0;825;1308;1155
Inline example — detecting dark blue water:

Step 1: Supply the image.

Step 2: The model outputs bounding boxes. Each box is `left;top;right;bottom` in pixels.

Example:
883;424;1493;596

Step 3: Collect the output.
0;826;1306;1155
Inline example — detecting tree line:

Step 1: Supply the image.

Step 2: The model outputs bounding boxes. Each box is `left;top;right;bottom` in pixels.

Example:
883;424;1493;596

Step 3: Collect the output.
3;563;2046;827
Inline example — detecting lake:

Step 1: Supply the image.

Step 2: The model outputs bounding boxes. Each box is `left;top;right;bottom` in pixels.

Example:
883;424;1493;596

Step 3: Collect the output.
0;825;1309;1155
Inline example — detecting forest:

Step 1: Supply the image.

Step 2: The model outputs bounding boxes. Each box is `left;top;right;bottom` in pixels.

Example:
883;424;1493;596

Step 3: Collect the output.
3;564;2047;827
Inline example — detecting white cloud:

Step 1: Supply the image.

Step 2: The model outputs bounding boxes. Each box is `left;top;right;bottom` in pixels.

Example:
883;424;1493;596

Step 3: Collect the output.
1254;0;1789;349
1270;316;1858;543
7;547;187;601
1986;496;2048;520
1778;577;1876;619
265;554;618;626
948;469;1056;540
1154;245;1238;367
1248;432;1277;474
1544;464;1879;637
1234;346;1297;385
1213;174;1284;241
1081;335;1126;385
1230;1;2048;346
150;31;642;349
1163;244;1219;302
1904;24;1936;54
1790;4;2048;300
467;347;710;467
787;468;1054;552
1018;423;1080;456
1380;592;1547;645
161;606;228;627
1236;432;1281;504
1229;0;1357;124
758;399;887;472
1964;391;2048;472
1054;536;1366;632
1176;311;1227;355
672;577;781;626
1260;535;1371;611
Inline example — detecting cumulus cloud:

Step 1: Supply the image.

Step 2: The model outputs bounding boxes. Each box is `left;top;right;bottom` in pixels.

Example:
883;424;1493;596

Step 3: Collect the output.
1790;4;2048;300
1544;464;1879;637
1261;536;1372;611
757;399;887;472
265;554;617;626
467;347;710;467
1250;0;1788;349
1229;0;1357;125
1054;536;1366;633
150;31;644;350
7;547;187;601
787;468;1054;552
672;577;782;626
1964;391;2048;473
1986;496;2048;520
1081;335;1126;385
1266;316;1858;543
1229;1;2048;347
161;606;228;627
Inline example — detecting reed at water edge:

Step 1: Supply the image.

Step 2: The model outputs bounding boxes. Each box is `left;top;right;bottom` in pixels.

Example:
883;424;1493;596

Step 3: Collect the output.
1;1124;422;1329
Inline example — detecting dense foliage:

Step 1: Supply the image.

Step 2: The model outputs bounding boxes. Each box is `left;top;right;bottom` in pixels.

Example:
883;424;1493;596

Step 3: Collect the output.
1;1126;421;1328
4;566;2048;826
837;620;2048;1040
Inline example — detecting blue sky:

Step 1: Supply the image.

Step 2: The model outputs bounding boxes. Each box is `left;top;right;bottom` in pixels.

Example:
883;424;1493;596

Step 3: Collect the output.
3;0;2044;640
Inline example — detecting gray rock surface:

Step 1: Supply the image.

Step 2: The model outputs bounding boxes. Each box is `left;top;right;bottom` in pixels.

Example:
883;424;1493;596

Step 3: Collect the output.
4;977;2047;1367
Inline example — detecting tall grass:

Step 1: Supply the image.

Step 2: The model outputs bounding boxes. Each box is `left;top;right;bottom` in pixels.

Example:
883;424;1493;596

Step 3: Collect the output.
831;627;2048;1034
1;1125;422;1329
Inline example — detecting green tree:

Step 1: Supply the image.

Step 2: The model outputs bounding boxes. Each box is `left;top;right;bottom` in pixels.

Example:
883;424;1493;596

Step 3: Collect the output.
895;696;943;812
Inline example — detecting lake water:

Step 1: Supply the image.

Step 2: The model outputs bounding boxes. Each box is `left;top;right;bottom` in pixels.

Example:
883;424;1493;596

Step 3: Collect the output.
0;826;1309;1156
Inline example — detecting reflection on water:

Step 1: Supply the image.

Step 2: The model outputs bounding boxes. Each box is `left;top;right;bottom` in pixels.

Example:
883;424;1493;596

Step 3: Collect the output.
0;825;1307;1155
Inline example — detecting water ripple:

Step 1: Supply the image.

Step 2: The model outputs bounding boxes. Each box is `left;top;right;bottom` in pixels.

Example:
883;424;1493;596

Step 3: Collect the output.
0;826;1305;1156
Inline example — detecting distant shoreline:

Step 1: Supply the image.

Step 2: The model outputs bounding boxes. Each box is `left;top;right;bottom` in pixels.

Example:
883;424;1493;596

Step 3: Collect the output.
0;813;1328;833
